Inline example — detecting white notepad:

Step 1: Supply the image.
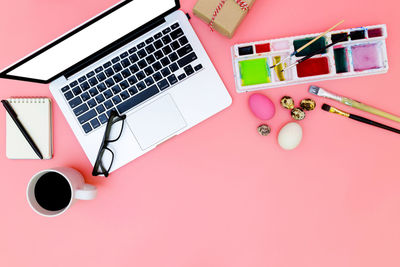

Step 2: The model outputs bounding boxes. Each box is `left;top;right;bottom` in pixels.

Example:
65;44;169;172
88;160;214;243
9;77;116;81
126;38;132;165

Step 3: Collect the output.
5;98;53;159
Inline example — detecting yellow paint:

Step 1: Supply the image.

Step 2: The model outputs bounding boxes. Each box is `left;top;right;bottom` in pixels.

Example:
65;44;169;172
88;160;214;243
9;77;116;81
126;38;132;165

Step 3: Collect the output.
273;56;286;81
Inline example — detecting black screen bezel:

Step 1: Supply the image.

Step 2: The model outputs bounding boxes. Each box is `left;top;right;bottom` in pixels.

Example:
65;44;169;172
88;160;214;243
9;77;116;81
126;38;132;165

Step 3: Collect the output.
0;0;180;84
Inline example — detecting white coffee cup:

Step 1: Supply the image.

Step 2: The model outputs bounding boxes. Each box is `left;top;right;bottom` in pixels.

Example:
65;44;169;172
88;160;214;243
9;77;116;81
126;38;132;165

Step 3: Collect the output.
27;167;97;217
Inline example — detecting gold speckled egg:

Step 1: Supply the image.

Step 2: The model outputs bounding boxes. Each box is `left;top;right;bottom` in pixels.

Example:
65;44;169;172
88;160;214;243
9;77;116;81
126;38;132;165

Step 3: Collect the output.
280;96;295;110
300;98;316;111
257;124;271;136
291;107;306;120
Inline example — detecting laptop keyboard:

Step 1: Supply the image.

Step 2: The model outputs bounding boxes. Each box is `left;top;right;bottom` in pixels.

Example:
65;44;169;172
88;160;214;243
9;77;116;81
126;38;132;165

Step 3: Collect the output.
60;22;203;134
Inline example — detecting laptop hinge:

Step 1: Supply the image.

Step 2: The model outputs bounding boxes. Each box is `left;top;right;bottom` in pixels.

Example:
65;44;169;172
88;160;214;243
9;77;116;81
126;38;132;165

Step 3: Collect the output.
63;17;166;80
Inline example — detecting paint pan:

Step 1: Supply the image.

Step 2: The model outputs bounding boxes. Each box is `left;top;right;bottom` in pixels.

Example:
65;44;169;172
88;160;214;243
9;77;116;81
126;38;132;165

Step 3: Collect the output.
255;43;270;53
334;48;349;73
296;57;330;78
368;28;383;38
231;24;388;92
293;36;327;57
272;55;292;81
271;40;290;51
350;30;366;40
351;43;383;71
238;45;254;56
331;32;348;43
239;58;271;86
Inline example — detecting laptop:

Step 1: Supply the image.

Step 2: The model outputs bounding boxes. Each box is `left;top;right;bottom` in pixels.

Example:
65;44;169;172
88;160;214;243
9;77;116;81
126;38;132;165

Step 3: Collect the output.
0;0;231;174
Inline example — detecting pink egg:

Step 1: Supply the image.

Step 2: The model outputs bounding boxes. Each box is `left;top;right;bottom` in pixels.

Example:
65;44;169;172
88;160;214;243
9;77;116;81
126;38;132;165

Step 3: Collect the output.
248;93;275;120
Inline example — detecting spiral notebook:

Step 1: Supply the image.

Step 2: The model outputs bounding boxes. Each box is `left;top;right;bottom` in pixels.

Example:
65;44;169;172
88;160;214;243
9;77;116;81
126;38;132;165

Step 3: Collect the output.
5;98;53;159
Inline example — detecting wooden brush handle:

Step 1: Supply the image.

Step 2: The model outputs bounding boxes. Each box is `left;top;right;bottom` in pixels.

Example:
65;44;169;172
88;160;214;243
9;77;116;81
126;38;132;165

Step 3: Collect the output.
296;20;344;53
342;97;400;123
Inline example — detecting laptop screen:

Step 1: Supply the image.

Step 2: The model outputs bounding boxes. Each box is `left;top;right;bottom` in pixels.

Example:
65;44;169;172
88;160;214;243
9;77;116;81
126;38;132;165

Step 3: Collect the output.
1;0;177;83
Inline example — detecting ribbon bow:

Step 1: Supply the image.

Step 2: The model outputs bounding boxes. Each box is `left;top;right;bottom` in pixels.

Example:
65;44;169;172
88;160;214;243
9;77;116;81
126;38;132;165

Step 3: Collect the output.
208;0;250;32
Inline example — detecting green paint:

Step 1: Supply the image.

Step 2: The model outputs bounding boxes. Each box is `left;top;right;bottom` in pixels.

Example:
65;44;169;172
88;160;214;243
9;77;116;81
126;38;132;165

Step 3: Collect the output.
293;36;327;57
239;58;271;86
334;48;348;73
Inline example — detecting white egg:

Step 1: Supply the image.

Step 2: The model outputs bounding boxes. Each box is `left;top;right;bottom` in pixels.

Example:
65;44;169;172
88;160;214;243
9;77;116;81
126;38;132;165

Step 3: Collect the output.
278;122;303;150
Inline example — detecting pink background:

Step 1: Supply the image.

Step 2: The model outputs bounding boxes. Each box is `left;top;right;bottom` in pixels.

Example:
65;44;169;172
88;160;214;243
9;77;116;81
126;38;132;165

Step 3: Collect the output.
1;0;400;266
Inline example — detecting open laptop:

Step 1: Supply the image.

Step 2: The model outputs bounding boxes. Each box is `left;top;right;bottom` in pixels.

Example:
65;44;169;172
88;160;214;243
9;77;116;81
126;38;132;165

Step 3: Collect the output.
0;0;231;174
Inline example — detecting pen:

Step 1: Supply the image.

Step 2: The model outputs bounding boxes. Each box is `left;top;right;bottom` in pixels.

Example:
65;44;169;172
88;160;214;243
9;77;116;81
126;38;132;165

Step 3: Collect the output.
1;100;43;159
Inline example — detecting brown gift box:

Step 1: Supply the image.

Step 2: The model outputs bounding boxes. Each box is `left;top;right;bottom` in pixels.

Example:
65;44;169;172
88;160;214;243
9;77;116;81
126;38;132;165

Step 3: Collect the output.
193;0;256;38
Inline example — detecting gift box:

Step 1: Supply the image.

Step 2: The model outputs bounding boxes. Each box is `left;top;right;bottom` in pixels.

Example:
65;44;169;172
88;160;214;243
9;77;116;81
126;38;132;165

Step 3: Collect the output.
193;0;256;38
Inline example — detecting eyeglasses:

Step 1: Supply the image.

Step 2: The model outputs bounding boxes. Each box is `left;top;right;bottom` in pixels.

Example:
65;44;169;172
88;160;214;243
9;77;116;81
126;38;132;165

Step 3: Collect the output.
92;110;126;177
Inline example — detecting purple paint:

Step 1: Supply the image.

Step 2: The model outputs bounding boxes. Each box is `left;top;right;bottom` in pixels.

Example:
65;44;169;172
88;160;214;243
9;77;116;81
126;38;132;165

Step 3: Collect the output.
351;43;383;71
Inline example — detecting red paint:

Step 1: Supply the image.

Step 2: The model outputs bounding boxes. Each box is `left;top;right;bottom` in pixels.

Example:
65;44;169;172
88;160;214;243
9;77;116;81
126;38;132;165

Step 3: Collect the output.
296;57;330;78
255;43;270;53
368;28;383;38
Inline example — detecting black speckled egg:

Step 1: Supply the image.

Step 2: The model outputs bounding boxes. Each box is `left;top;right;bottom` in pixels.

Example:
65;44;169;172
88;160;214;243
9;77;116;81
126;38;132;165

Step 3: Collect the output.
291;108;306;120
280;96;295;110
300;98;316;111
257;124;271;136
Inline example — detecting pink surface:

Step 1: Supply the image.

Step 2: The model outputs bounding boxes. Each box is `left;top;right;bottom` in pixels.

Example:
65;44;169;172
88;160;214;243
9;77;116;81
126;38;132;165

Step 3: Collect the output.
1;0;400;266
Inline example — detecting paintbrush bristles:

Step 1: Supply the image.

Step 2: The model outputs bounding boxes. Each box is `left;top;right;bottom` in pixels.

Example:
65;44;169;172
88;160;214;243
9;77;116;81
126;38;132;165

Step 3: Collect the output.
308;85;321;95
321;104;331;111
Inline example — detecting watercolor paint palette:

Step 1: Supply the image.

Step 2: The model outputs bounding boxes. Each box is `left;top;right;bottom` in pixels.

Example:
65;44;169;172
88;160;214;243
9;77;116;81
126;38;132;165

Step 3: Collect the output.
232;24;389;93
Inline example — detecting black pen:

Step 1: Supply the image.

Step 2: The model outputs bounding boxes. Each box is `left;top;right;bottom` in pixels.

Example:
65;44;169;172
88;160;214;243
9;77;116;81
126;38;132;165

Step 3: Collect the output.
1;100;43;159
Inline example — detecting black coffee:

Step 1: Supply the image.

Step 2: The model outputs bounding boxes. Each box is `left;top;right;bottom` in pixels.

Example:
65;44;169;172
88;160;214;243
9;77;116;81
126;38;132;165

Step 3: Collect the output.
34;172;72;211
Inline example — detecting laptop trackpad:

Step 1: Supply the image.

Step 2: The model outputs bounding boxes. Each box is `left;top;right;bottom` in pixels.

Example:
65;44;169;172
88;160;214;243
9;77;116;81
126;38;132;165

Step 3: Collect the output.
126;94;187;150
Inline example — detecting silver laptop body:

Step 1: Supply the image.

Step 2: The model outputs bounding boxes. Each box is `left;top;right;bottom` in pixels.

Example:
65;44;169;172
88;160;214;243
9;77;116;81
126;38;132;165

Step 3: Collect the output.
0;0;231;174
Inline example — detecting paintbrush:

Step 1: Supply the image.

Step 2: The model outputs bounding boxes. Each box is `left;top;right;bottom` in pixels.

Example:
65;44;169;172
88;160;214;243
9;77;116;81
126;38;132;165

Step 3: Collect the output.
281;34;349;72
309;85;400;123
270;19;345;69
321;104;400;134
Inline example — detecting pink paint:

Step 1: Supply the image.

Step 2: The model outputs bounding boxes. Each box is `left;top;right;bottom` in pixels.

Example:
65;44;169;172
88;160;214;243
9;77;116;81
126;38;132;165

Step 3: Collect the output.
271;40;290;50
248;93;275;120
352;43;383;71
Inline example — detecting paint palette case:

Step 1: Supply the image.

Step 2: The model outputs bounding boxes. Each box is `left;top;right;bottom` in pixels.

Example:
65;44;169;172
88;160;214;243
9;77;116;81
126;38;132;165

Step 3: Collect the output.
232;24;389;93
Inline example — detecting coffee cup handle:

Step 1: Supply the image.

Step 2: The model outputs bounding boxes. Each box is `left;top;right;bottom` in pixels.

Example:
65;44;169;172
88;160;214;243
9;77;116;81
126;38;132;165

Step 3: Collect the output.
75;184;97;200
